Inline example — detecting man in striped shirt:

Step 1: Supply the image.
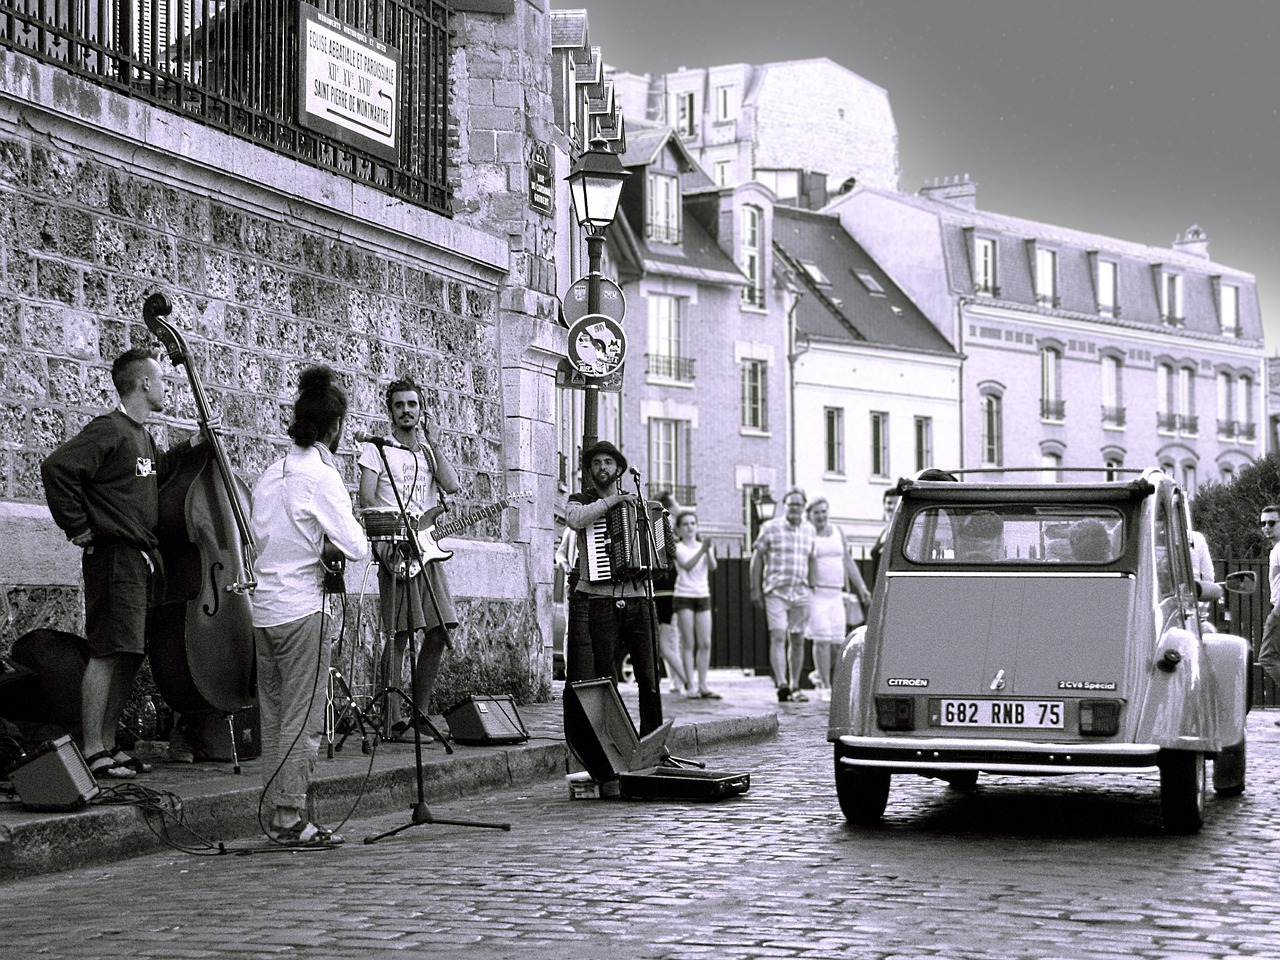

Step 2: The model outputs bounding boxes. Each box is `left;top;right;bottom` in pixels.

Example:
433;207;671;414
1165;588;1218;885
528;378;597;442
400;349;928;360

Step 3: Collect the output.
750;486;816;702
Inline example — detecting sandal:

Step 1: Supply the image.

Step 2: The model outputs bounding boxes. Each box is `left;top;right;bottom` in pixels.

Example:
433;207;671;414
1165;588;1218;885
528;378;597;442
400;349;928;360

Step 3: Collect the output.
272;821;344;846
789;690;810;703
86;749;135;780
698;689;722;699
111;746;152;774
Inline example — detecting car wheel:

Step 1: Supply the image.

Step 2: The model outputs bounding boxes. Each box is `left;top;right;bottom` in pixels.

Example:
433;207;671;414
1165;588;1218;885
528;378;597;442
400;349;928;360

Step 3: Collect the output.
1158;749;1205;834
835;756;890;825
943;770;979;792
617;654;635;685
1212;739;1246;797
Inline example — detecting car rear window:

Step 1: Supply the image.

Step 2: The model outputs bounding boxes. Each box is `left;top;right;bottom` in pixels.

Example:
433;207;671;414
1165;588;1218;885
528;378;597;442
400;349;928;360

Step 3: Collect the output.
903;504;1124;565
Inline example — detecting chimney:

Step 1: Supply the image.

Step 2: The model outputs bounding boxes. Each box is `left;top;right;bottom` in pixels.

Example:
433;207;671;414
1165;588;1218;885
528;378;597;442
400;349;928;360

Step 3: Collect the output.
918;173;978;210
803;170;828;211
1174;224;1210;259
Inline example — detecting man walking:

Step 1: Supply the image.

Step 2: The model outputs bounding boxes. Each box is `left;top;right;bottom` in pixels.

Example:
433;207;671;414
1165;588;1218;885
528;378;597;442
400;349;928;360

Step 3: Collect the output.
750;486;816;702
1257;504;1280;723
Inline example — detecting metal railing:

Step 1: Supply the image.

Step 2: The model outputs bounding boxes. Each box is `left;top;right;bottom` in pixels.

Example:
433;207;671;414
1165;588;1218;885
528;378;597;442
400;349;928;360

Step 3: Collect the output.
646;353;695;382
1040;398;1065;421
1101;405;1126;427
0;0;451;214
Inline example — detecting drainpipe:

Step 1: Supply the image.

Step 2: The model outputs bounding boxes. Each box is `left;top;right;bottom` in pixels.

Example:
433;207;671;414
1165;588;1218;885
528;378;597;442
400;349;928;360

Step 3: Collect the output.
785;289;808;487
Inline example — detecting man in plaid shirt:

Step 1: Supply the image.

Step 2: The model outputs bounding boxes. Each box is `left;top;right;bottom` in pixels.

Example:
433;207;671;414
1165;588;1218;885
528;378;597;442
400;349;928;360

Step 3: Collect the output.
750;486;816;702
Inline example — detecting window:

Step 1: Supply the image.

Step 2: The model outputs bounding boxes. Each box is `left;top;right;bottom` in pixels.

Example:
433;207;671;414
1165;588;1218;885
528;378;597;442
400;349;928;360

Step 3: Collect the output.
1220;283;1240;336
1156;363;1176;431
1238;374;1256;440
740;205;764;307
674;91;695;138
1104;457;1123;482
870;412;890;478
1041;450;1063;484
742;483;770;529
903;505;1123;566
1182;462;1197;496
646;295;692;381
980;394;1003;466
1161;272;1184;324
1101;355;1124;427
741;359;768;431
824;409;844;478
648;418;692;502
715;85;735;123
1097;259;1117;316
975;237;998;295
1217;372;1235;437
647;172;681;244
1035;248;1058;305
1040;346;1064;420
914;416;933;472
854;270;886;296
1178;367;1196;434
714;160;733;186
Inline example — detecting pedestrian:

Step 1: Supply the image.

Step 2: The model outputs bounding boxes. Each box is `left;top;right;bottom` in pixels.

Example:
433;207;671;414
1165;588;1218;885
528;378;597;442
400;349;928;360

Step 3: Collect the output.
564;441;663;735
251;365;369;844
804;497;870;695
750;486;816;703
40;347;211;781
1257;503;1280;724
867;487;900;588
358;377;461;739
672;511;719;699
653;490;691;695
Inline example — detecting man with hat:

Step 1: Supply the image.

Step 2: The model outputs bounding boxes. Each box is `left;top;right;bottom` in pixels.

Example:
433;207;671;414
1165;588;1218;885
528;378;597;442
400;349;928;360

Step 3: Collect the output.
564;440;663;735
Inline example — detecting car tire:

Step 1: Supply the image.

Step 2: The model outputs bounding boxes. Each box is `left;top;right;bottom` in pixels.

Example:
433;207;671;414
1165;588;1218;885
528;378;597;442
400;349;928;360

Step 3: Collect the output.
1212;739;1246;797
1158;749;1205;834
835;756;890;825
943;770;979;792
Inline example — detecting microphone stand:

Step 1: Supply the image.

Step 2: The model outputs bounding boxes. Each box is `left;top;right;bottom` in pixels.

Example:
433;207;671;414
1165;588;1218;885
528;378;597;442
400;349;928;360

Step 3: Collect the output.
628;469;665;737
364;440;510;842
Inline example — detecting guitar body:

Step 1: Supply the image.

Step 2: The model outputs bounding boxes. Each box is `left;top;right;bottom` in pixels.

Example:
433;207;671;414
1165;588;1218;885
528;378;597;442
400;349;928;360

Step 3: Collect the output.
370;492;532;580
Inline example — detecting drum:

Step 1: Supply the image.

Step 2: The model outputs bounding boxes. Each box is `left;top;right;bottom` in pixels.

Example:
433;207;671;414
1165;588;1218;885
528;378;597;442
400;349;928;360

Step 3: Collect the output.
361;507;414;542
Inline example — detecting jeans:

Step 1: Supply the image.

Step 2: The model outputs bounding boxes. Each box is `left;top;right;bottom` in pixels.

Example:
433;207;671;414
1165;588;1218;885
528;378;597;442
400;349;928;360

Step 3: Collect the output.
1259;609;1280;690
567;593;663;736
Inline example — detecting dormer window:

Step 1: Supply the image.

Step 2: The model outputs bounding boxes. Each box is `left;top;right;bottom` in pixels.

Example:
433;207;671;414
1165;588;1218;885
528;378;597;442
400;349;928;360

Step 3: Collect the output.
1220;282;1239;336
674;91;695;138
1096;259;1118;317
854;269;886;297
800;261;830;286
1161;271;1184;326
1034;247;1058;306
646;172;681;244
740;205;764;308
974;236;999;296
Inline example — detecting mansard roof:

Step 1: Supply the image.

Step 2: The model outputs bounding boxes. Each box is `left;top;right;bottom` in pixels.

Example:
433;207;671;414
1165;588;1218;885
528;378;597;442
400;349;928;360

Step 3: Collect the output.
609;201;747;287
549;9;588;50
773;205;954;354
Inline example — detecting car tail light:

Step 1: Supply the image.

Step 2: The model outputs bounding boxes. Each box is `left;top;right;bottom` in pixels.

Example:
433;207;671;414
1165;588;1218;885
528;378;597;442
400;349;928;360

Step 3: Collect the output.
875;696;914;731
1078;699;1121;736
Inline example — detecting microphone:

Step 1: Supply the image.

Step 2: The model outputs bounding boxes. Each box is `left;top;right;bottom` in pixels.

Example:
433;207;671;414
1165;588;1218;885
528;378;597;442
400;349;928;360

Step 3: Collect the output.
629;467;641;478
353;431;412;451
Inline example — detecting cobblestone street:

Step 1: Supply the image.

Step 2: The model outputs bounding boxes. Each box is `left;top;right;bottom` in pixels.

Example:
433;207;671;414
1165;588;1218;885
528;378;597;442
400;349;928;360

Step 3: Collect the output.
4;692;1280;960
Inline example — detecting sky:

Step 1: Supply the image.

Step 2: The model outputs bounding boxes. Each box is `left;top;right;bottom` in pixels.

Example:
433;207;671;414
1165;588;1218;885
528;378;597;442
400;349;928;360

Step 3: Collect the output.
572;0;1280;348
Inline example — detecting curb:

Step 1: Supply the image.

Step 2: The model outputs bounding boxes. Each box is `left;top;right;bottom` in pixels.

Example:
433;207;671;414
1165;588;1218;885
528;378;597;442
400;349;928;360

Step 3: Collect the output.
0;712;778;880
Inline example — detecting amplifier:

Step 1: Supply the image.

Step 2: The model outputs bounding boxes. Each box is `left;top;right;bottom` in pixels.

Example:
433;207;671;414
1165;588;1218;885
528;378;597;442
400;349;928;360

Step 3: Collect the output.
443;695;529;745
8;735;100;811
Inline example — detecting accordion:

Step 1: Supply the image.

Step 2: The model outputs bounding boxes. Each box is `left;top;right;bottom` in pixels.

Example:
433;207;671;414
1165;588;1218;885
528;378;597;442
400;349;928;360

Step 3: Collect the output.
584;500;675;582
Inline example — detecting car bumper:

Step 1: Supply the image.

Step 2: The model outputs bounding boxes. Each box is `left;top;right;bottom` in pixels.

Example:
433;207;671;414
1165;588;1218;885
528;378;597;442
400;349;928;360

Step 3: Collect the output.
835;735;1161;775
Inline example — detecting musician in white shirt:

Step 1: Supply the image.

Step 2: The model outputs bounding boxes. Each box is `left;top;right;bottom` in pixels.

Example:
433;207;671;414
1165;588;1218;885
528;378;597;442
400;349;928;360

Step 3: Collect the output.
564;440;663;736
358;378;461;740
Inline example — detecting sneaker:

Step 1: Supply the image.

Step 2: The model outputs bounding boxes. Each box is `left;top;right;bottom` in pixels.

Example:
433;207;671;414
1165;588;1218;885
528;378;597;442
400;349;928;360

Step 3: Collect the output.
777;685;791;703
808;670;822;688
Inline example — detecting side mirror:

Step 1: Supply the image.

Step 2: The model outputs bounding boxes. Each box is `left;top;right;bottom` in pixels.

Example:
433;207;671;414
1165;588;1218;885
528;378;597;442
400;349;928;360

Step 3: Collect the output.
1223;570;1258;596
1195;579;1224;602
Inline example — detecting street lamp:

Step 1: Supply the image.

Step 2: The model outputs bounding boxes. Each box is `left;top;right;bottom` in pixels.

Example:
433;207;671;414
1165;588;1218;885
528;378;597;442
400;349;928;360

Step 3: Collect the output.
750;489;776;544
565;136;629;473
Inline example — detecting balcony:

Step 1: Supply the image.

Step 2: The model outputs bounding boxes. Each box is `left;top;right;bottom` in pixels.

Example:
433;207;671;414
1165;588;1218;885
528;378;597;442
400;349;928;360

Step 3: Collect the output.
974;283;1002;298
1040;398;1066;421
1181;414;1199;436
1035;293;1061;308
646;354;696;382
646;222;682;245
1239;422;1257;442
1102;405;1126;427
1218;419;1238;439
1157;412;1179;432
1162;314;1186;328
647;483;696;507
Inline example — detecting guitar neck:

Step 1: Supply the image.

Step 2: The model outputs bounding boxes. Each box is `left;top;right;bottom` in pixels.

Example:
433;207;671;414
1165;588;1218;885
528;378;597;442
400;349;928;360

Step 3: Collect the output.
434;499;509;541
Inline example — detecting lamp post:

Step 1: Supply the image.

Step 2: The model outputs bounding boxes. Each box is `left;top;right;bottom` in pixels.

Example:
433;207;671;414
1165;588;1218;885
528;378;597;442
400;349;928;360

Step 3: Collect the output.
565;136;629;473
750;489;777;545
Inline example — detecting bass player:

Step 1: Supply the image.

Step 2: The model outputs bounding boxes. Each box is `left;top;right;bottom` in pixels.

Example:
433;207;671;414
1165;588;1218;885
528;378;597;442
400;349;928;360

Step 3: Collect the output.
357;377;460;740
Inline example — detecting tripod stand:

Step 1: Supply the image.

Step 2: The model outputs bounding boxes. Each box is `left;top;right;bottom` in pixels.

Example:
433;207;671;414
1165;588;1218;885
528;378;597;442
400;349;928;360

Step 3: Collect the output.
361;440;509;841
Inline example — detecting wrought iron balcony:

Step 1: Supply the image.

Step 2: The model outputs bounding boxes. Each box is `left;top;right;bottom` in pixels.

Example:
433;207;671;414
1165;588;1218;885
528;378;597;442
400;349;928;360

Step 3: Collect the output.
646;354;696;382
1040;398;1065;421
1102;405;1126;427
1218;419;1238;439
1239;422;1257;442
1181;415;1199;436
1157;412;1179;432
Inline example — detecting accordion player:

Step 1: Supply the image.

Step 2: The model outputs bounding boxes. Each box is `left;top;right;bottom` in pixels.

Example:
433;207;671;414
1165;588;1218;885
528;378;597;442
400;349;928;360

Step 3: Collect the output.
583;499;674;583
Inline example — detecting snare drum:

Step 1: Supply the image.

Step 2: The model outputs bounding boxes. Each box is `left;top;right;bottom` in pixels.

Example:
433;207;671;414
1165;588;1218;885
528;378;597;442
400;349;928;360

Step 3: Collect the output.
361;507;415;542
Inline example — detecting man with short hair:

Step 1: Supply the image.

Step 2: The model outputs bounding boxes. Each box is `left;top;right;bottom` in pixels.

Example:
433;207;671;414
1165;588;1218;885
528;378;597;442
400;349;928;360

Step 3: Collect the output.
1256;504;1280;723
565;440;663;735
750;486;816;702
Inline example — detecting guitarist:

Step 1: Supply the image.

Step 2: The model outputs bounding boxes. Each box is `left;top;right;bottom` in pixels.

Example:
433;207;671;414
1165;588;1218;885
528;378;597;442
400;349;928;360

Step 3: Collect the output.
357;377;461;740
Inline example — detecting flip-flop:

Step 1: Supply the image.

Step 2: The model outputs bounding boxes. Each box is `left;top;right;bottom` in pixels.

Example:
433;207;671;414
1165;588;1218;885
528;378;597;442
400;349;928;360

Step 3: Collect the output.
699;690;722;699
85;750;135;780
272;821;345;846
111;746;152;774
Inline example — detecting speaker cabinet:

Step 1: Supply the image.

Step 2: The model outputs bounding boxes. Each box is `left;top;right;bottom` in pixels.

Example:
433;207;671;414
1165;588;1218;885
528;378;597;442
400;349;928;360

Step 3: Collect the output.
443;695;529;745
8;735;100;811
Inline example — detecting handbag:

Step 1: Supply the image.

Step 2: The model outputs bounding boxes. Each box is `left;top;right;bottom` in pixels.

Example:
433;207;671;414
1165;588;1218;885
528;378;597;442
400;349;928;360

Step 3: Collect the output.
842;591;865;628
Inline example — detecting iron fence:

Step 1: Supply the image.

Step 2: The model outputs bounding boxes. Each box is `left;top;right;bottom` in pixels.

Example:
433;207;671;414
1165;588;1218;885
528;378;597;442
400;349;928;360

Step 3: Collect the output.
0;0;451;214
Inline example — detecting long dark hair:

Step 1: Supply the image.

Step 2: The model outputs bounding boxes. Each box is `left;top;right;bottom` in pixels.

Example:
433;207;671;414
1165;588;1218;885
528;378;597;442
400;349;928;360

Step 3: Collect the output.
288;365;348;449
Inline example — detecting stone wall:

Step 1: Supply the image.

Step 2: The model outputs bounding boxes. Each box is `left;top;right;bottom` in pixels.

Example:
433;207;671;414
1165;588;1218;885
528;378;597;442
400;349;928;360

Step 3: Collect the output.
0;0;565;711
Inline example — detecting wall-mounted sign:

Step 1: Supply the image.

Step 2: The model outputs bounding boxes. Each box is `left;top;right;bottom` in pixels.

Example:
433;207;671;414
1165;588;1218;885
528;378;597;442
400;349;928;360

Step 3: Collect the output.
566;314;627;378
298;2;400;163
556;357;623;392
562;276;625;327
529;144;553;215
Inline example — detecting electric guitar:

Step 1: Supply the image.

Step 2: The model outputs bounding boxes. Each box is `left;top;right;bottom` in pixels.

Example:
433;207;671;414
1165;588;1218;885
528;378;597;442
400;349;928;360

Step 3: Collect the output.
381;491;533;579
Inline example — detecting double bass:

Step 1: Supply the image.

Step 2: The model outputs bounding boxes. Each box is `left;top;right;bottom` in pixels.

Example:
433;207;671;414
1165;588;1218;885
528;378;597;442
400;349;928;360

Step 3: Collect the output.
144;293;256;715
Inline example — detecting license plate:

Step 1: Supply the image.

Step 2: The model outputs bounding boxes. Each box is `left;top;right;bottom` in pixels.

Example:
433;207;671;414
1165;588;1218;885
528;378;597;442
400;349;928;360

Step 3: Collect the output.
934;699;1064;728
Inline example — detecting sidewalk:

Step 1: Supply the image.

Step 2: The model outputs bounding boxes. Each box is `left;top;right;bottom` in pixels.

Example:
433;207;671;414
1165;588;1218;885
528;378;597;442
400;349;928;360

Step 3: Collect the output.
0;671;781;880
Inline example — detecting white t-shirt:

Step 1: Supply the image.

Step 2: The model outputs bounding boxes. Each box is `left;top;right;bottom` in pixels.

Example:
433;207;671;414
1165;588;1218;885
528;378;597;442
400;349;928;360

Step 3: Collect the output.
674;541;710;598
1269;541;1280;608
358;441;437;511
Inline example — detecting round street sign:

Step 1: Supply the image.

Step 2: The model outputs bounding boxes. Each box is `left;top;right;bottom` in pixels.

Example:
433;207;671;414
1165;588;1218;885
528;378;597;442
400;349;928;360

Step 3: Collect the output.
566;314;627;378
561;276;626;326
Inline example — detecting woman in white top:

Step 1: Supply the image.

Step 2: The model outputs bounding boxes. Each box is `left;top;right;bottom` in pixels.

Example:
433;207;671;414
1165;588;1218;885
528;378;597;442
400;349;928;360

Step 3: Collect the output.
672;511;719;699
805;498;871;694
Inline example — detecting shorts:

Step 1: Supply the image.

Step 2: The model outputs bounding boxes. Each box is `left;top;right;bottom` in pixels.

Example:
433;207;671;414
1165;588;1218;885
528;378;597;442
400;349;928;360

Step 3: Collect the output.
654;593;675;623
764;594;810;634
83;542;151;657
672;596;711;613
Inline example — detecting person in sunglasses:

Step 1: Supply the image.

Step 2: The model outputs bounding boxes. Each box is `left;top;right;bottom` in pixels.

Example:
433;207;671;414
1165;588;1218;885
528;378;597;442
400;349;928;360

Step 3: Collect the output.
1257;505;1280;722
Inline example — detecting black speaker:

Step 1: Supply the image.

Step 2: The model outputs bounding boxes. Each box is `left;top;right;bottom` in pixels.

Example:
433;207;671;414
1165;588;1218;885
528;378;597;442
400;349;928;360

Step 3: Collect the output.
8;735;100;811
443;695;529;745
